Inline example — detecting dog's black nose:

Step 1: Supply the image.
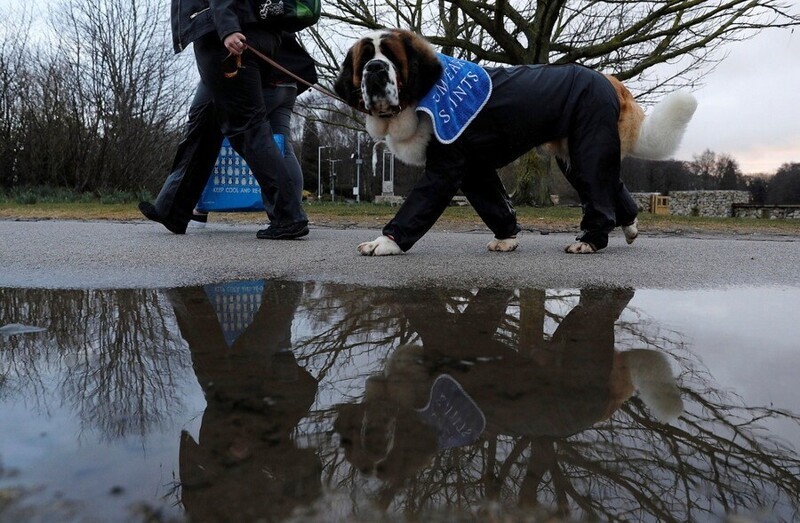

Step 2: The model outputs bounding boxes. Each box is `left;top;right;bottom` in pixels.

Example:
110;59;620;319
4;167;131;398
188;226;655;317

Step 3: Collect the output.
364;60;388;73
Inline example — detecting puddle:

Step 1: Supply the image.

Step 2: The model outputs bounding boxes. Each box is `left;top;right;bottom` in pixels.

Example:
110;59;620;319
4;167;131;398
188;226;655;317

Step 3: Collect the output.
1;283;799;522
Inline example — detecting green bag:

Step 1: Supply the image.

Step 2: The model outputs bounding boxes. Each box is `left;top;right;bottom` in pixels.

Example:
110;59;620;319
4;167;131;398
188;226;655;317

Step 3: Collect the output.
258;0;321;32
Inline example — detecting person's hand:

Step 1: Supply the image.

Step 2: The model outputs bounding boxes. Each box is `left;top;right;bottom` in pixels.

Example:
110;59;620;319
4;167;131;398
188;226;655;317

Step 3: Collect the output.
224;32;247;55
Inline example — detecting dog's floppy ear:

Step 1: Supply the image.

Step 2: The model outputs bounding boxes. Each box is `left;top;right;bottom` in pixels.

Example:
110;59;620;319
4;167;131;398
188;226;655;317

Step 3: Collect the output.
334;47;362;108
402;32;443;104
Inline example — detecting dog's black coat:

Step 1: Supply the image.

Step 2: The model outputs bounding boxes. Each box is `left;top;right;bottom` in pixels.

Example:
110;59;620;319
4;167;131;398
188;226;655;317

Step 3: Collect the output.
380;64;637;251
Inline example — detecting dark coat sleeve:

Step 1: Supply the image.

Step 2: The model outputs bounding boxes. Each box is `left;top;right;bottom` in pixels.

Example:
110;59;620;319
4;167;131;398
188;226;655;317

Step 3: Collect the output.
211;0;243;41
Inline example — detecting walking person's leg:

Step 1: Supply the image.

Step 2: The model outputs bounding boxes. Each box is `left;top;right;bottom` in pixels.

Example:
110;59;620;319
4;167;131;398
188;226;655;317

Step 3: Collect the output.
139;83;223;234
261;84;304;221
194;28;308;239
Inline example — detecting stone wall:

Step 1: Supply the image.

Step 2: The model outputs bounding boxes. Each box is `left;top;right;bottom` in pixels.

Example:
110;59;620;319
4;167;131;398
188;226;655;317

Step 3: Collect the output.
668;191;751;217
631;192;660;212
733;204;800;220
630;191;752;217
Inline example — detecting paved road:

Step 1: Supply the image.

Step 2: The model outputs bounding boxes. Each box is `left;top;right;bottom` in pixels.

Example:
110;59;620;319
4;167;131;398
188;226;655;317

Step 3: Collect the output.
1;219;798;289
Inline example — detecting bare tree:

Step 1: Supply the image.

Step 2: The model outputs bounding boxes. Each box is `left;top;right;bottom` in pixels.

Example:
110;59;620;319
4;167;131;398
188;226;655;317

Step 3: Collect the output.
46;0;192;192
0;9;35;188
300;0;798;203
0;288;192;441
2;0;191;193
766;162;800;204
311;0;798;96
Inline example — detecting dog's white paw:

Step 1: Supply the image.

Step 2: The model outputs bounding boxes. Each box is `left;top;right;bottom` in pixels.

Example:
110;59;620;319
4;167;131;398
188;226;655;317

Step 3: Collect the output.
565;241;597;254
487;237;519;252
357;235;403;256
622;218;639;245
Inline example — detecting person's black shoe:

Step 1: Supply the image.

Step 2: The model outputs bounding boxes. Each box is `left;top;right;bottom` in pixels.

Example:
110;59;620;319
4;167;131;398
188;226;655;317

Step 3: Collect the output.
256;222;309;240
138;201;186;235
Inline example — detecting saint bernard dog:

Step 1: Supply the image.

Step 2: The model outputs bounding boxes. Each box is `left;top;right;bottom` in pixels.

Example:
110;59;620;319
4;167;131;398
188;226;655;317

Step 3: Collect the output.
334;29;698;255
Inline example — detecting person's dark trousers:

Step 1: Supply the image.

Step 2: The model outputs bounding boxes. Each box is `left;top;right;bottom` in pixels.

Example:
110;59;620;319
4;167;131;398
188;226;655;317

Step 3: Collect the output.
153;83;223;229
261;84;303;220
194;27;307;229
152;83;303;226
560;72;636;250
383;142;520;251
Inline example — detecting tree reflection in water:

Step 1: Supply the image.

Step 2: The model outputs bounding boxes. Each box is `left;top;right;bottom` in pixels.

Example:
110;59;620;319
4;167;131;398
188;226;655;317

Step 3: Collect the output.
1;284;798;521
0;287;190;441
294;286;800;522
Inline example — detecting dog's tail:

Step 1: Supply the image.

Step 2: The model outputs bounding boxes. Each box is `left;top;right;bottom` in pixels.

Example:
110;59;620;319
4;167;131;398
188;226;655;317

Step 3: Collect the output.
624;349;684;423
631;91;698;160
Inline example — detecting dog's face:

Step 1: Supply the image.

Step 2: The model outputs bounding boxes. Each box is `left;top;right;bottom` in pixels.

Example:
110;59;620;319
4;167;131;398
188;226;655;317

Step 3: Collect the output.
333;29;443;117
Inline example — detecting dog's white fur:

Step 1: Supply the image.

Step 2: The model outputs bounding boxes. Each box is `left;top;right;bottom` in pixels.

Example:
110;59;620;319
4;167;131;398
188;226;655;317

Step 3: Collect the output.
357;235;403;256
366;110;432;167
487;237;519;252
341;30;698;256
565;217;639;254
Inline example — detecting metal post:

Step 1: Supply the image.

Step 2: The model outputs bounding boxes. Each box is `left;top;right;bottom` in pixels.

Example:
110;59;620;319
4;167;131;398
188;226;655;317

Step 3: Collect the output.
329;159;341;202
317;145;329;200
354;133;362;203
382;150;395;195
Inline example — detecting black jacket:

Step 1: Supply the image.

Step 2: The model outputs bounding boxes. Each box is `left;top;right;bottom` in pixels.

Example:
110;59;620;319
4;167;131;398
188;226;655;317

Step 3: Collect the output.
171;0;264;53
262;33;318;95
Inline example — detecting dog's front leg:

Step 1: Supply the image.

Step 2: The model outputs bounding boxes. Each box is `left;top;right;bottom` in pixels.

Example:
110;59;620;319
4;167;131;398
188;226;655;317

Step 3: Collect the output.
357;235;403;256
565;241;597;254
487;237;519;252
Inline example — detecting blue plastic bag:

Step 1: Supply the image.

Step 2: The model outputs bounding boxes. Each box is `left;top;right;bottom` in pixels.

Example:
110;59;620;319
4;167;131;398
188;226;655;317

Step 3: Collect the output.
196;135;285;212
203;279;266;348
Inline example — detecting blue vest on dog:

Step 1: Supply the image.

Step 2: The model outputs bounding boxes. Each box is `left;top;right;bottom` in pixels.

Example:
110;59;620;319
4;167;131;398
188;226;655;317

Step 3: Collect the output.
416;53;492;144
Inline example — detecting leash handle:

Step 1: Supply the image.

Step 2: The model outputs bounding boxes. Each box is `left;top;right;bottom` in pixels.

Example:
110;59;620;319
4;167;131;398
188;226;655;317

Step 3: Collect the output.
243;43;370;115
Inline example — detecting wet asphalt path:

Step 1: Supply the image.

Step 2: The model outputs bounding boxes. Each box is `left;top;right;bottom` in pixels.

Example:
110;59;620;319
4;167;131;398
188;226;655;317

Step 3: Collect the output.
1;219;798;289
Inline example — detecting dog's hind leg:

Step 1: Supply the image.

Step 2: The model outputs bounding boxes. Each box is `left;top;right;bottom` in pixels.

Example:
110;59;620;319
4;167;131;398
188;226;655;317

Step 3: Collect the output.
622;218;639;244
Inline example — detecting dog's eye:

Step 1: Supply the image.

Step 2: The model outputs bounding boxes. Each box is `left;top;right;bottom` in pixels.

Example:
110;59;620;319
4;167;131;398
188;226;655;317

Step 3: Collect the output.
380;48;397;65
358;46;375;71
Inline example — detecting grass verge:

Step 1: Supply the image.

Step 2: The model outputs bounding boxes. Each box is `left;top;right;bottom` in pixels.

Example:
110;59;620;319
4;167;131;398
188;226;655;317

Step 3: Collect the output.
1;200;798;236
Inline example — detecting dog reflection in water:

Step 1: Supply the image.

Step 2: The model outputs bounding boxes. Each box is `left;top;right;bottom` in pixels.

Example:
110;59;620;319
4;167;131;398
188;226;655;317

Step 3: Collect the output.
334;288;683;503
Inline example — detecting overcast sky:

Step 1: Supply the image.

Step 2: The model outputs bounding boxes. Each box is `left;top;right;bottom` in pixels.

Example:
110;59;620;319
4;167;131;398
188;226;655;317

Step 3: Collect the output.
672;29;800;174
1;3;797;175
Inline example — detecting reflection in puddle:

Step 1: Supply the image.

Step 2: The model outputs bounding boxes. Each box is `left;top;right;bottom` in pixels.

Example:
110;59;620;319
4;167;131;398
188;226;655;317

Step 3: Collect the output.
0;283;798;522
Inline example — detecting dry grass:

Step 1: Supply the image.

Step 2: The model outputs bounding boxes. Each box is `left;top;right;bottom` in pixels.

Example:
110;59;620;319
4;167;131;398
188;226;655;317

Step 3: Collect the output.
1;201;798;237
